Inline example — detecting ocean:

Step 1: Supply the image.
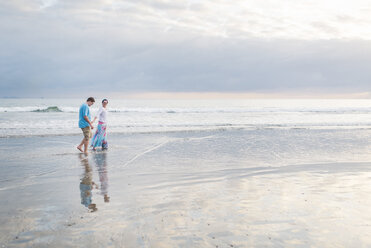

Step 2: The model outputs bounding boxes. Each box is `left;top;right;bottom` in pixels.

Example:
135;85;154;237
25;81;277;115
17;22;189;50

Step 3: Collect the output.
1;98;371;138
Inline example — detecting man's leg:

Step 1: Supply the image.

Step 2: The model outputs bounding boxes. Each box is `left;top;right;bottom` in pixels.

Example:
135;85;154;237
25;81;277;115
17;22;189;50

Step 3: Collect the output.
83;127;91;154
83;138;89;154
78;127;90;153
77;138;84;152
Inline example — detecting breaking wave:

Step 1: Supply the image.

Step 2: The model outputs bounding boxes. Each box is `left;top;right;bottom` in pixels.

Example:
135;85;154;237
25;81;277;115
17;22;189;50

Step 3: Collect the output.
32;106;63;112
2;106;371;114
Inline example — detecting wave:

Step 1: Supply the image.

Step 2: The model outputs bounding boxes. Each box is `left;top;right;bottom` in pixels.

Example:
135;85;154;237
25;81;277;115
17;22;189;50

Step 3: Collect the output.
0;127;236;138
2;106;371;114
2;124;371;139
0;106;66;112
32;106;63;112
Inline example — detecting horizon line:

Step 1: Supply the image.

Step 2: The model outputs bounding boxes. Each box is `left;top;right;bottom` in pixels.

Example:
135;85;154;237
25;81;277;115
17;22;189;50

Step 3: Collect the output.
2;91;371;99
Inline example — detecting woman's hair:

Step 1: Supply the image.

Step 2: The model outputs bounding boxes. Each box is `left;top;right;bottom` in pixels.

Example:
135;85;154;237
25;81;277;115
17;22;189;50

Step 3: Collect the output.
102;99;108;103
87;97;95;102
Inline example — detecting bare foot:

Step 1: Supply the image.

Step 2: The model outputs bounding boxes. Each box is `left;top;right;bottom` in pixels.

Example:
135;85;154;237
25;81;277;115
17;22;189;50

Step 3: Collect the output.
77;146;83;153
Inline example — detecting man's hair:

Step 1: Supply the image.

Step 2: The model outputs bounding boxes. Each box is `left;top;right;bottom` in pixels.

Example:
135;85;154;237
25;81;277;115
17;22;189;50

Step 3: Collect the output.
102;99;108;103
87;97;95;102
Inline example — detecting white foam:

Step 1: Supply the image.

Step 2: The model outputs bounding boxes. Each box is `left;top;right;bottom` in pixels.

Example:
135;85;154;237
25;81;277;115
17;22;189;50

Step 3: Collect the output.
1;99;371;137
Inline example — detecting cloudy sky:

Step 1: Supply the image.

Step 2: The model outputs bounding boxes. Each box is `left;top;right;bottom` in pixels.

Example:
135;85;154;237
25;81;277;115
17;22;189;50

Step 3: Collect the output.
1;0;371;97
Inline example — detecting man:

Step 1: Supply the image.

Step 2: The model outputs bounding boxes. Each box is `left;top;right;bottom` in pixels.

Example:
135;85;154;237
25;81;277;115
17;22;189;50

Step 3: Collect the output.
77;97;95;154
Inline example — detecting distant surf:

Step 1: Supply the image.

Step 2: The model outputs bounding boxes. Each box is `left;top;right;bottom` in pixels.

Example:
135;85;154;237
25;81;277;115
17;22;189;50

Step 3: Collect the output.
2;106;371;114
32;106;63;112
1;98;371;138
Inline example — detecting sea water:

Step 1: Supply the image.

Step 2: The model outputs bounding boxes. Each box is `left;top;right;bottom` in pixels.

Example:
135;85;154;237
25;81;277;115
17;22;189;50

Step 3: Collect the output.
1;98;371;137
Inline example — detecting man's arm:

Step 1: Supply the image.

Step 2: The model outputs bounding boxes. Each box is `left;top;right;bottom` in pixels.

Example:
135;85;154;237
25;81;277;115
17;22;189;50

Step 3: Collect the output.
84;116;94;129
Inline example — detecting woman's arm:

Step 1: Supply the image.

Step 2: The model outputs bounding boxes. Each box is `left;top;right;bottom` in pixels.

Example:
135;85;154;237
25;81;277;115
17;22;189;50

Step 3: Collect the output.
93;107;103;123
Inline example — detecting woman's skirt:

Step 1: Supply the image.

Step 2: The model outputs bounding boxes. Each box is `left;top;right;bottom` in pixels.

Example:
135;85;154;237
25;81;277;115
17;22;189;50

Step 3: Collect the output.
91;122;108;149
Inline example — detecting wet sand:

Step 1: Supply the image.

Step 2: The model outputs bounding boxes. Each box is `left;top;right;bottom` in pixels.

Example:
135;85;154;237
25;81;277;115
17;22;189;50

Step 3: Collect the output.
1;129;371;247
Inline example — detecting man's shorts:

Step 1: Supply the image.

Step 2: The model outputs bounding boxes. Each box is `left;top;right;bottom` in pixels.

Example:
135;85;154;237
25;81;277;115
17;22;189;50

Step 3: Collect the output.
81;126;92;140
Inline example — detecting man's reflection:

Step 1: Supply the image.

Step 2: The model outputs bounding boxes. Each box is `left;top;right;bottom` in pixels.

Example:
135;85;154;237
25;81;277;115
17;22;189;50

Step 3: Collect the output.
93;152;110;203
79;154;98;212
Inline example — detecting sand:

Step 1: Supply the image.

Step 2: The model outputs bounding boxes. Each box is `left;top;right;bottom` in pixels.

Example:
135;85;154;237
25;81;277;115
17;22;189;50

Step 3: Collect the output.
1;129;371;247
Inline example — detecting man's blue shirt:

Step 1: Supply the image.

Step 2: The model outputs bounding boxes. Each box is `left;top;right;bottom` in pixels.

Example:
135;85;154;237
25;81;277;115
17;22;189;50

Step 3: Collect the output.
79;103;91;128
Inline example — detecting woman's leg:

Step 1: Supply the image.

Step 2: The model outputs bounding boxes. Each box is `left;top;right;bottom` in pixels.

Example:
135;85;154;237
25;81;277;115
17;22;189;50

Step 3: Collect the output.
91;124;102;150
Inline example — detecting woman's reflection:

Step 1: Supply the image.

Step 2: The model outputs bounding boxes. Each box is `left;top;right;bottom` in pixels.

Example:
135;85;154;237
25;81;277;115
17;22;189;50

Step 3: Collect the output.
79;154;98;212
93;152;110;203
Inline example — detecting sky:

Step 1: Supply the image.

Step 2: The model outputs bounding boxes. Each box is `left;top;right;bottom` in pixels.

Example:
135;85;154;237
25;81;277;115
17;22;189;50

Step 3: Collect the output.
1;0;371;98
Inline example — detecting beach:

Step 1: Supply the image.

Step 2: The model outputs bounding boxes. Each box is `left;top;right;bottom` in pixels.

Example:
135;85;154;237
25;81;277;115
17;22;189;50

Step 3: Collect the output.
3;0;371;246
1;127;371;247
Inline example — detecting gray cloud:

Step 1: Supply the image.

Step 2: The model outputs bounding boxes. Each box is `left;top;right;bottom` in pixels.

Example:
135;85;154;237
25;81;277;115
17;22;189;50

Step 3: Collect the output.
1;0;371;97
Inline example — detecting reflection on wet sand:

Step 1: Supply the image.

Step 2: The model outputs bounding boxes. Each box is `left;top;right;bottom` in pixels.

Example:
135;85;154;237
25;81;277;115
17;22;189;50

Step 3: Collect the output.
93;152;110;203
79;154;98;212
79;152;110;212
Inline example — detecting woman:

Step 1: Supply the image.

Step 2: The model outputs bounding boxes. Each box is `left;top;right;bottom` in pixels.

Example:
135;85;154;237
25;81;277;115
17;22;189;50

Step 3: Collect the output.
91;99;108;150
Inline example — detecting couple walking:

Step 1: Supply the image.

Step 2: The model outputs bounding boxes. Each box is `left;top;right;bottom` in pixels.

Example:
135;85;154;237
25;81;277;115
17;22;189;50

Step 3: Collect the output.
77;97;108;154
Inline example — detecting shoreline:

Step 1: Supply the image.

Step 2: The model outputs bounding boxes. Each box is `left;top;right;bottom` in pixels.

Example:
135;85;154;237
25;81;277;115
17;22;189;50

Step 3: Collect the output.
2;125;371;140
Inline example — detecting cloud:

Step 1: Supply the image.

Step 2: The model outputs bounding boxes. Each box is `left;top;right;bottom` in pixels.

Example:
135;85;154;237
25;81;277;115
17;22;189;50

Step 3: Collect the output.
40;0;58;9
1;0;371;97
2;35;371;96
3;0;371;39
